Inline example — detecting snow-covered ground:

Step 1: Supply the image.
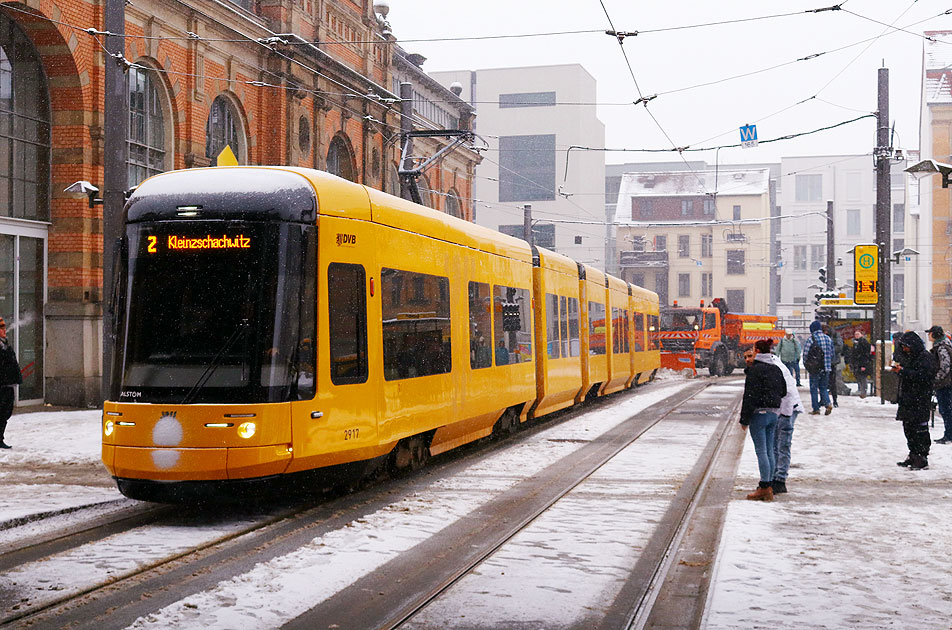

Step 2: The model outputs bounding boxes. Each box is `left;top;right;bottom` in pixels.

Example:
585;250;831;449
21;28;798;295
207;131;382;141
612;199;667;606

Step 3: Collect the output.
2;380;951;629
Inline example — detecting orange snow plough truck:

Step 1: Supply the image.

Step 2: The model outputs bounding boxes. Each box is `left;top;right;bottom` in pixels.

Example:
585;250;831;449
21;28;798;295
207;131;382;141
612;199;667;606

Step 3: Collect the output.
657;298;786;376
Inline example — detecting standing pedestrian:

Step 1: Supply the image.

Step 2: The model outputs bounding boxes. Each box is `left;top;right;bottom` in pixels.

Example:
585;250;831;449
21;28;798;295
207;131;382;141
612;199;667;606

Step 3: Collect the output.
802;320;833;415
849;329;872;398
822;324;844;407
739;339;787;501
0;317;22;449
763;349;804;494
894;331;935;470
778;332;802;386
926;325;952;445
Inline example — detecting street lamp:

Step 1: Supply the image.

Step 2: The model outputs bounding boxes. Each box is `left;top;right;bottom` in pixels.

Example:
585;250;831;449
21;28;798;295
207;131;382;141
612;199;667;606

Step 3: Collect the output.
905;159;952;188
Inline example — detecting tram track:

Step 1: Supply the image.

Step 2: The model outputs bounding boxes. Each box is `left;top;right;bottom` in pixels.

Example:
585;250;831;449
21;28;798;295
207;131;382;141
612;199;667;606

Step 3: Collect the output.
1;378;736;630
282;379;736;630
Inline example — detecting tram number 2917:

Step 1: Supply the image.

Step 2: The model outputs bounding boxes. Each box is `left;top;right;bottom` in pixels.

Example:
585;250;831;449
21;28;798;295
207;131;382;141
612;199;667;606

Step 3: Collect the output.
344;428;360;441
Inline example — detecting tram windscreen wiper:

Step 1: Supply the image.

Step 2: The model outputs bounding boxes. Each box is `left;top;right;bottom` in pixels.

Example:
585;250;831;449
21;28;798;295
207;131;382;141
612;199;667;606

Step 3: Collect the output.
180;318;250;404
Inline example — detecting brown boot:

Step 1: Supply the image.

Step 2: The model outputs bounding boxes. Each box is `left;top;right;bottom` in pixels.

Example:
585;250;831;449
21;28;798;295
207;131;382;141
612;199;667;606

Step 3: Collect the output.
746;483;774;501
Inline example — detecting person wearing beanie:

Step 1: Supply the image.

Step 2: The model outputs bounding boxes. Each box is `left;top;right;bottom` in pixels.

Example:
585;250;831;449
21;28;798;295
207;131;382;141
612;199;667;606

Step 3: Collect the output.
739;338;787;501
894;331;935;470
762;348;805;494
802;320;833;415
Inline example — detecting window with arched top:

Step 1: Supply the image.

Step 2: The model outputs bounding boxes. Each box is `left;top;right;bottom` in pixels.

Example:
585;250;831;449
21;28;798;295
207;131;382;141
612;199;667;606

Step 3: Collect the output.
205;95;244;163
128;65;168;186
387;163;401;197
445;190;462;218
0;15;50;221
326;135;357;182
418;174;432;208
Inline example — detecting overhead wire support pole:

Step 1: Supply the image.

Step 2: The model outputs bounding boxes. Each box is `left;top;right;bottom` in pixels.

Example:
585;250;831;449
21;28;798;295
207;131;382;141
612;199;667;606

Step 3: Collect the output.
826;199;835;291
102;0;128;402
875;66;891;404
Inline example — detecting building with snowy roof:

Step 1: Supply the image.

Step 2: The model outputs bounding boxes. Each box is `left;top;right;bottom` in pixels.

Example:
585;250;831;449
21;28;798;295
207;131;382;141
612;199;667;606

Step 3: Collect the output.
613;168;773;313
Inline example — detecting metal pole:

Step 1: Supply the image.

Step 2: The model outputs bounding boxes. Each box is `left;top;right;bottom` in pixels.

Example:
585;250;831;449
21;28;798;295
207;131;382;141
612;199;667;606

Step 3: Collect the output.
102;0;128;401
399;82;414;201
523;204;533;246
875;66;891;404
826;199;835;291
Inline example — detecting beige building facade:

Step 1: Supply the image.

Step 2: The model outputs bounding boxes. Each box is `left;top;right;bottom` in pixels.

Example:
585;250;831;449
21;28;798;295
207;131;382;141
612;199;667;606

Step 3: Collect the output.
614;169;772;314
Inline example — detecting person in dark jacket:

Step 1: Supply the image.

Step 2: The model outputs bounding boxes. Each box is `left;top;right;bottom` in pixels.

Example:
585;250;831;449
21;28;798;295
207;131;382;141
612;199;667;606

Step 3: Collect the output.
927;325;952;444
849;330;872;399
0;317;23;449
822;324;843;407
894;331;935;470
740;338;787;501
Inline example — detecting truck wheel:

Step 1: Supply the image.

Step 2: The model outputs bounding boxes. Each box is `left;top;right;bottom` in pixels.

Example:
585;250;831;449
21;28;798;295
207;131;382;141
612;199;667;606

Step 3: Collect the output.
709;354;724;377
724;362;736;375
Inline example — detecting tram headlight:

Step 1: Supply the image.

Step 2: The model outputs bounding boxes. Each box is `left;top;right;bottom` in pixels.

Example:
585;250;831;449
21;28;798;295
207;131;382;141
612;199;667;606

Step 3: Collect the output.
104;420;115;437
237;422;257;439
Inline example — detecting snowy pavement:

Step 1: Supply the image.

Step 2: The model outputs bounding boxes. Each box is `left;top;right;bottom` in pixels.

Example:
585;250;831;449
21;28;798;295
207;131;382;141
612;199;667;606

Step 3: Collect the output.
1;378;951;629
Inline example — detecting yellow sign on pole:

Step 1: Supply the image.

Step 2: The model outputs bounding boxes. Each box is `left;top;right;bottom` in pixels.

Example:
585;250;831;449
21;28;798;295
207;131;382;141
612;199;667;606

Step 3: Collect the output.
853;244;878;305
216;145;239;166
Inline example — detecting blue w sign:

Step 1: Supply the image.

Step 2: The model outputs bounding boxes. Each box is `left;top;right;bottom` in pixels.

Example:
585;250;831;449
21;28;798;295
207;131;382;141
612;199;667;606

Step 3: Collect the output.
739;124;758;148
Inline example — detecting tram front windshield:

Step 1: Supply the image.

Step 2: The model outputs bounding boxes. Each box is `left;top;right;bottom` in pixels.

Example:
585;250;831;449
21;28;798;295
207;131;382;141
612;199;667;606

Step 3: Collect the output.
112;221;316;404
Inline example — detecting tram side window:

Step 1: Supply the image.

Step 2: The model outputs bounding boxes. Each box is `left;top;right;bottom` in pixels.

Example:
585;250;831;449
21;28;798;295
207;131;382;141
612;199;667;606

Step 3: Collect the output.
647;314;659;350
328;263;368;385
633;312;645;352
382;268;451;380
469;281;492;369
612;307;629;353
589;301;607;355
296;228;317;398
546;293;560;359
559;296;569;358
493;285;532;365
566;297;580;357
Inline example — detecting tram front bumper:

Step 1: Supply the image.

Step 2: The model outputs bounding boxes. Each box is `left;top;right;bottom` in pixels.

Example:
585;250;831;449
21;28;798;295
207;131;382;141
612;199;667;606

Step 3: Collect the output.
106;444;293;481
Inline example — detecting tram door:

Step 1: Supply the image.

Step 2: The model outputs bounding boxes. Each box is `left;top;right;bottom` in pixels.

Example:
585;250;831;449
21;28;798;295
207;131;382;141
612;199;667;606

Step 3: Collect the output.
0;232;45;404
289;219;378;470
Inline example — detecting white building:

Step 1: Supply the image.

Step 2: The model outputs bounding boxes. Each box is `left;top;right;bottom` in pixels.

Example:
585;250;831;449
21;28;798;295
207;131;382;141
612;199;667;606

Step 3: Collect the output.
432;65;607;268
776;155;909;330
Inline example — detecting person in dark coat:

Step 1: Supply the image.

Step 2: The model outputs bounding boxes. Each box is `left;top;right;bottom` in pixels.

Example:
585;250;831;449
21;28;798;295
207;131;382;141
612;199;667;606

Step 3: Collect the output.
849;330;872;399
822;324;844;407
894;331;935;470
0;317;23;449
927;325;952;444
740;338;787;501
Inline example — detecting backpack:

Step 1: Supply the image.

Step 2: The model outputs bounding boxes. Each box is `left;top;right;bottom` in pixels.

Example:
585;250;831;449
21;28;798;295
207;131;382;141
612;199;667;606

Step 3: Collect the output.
803;335;825;373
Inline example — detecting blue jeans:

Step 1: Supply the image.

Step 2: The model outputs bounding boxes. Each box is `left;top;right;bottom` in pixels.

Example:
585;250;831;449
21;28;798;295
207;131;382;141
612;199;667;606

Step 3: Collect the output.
773;410;798;481
747;410;778;484
783;361;800;385
936;386;952;440
809;370;830;411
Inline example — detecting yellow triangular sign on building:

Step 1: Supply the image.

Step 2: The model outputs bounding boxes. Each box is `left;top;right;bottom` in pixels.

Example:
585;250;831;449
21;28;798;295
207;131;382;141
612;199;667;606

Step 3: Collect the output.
217;145;239;166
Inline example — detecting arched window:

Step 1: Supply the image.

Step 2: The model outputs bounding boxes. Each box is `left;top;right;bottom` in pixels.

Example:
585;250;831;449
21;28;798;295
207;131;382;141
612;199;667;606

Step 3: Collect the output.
205;95;243;163
326;135;356;182
445;190;462;218
386;163;401;197
418;174;432;208
128;66;167;185
0;16;50;221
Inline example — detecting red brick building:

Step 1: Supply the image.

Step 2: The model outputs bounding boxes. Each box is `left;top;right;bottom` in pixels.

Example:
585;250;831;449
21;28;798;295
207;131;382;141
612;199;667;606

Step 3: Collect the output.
0;0;478;406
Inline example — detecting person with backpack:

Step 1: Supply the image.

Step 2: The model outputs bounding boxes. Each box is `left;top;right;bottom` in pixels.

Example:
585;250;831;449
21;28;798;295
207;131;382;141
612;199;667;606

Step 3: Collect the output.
894;331;935;470
739;339;787;501
927;325;952;445
802;320;833;416
822;324;844;407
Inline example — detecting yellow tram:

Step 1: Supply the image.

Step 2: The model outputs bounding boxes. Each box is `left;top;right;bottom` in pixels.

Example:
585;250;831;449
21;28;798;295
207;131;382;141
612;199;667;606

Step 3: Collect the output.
102;167;659;501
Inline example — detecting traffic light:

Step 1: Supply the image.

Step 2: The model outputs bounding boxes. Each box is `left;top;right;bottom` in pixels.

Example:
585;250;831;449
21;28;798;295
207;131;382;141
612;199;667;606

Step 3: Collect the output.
502;303;521;331
818;267;827;286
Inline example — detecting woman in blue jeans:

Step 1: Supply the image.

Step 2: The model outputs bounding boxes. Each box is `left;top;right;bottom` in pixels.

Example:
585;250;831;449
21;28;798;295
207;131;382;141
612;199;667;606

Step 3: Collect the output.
740;339;787;501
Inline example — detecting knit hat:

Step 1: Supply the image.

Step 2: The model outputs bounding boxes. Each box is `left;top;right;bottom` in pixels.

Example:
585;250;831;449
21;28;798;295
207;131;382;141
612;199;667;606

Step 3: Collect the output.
809;320;822;333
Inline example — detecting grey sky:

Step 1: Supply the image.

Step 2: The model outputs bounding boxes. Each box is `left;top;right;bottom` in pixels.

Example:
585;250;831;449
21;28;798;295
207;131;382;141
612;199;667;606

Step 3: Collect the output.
387;1;950;165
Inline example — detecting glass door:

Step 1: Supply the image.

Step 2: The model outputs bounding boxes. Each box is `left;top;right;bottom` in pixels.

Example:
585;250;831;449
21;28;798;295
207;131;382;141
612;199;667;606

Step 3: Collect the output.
0;230;46;404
